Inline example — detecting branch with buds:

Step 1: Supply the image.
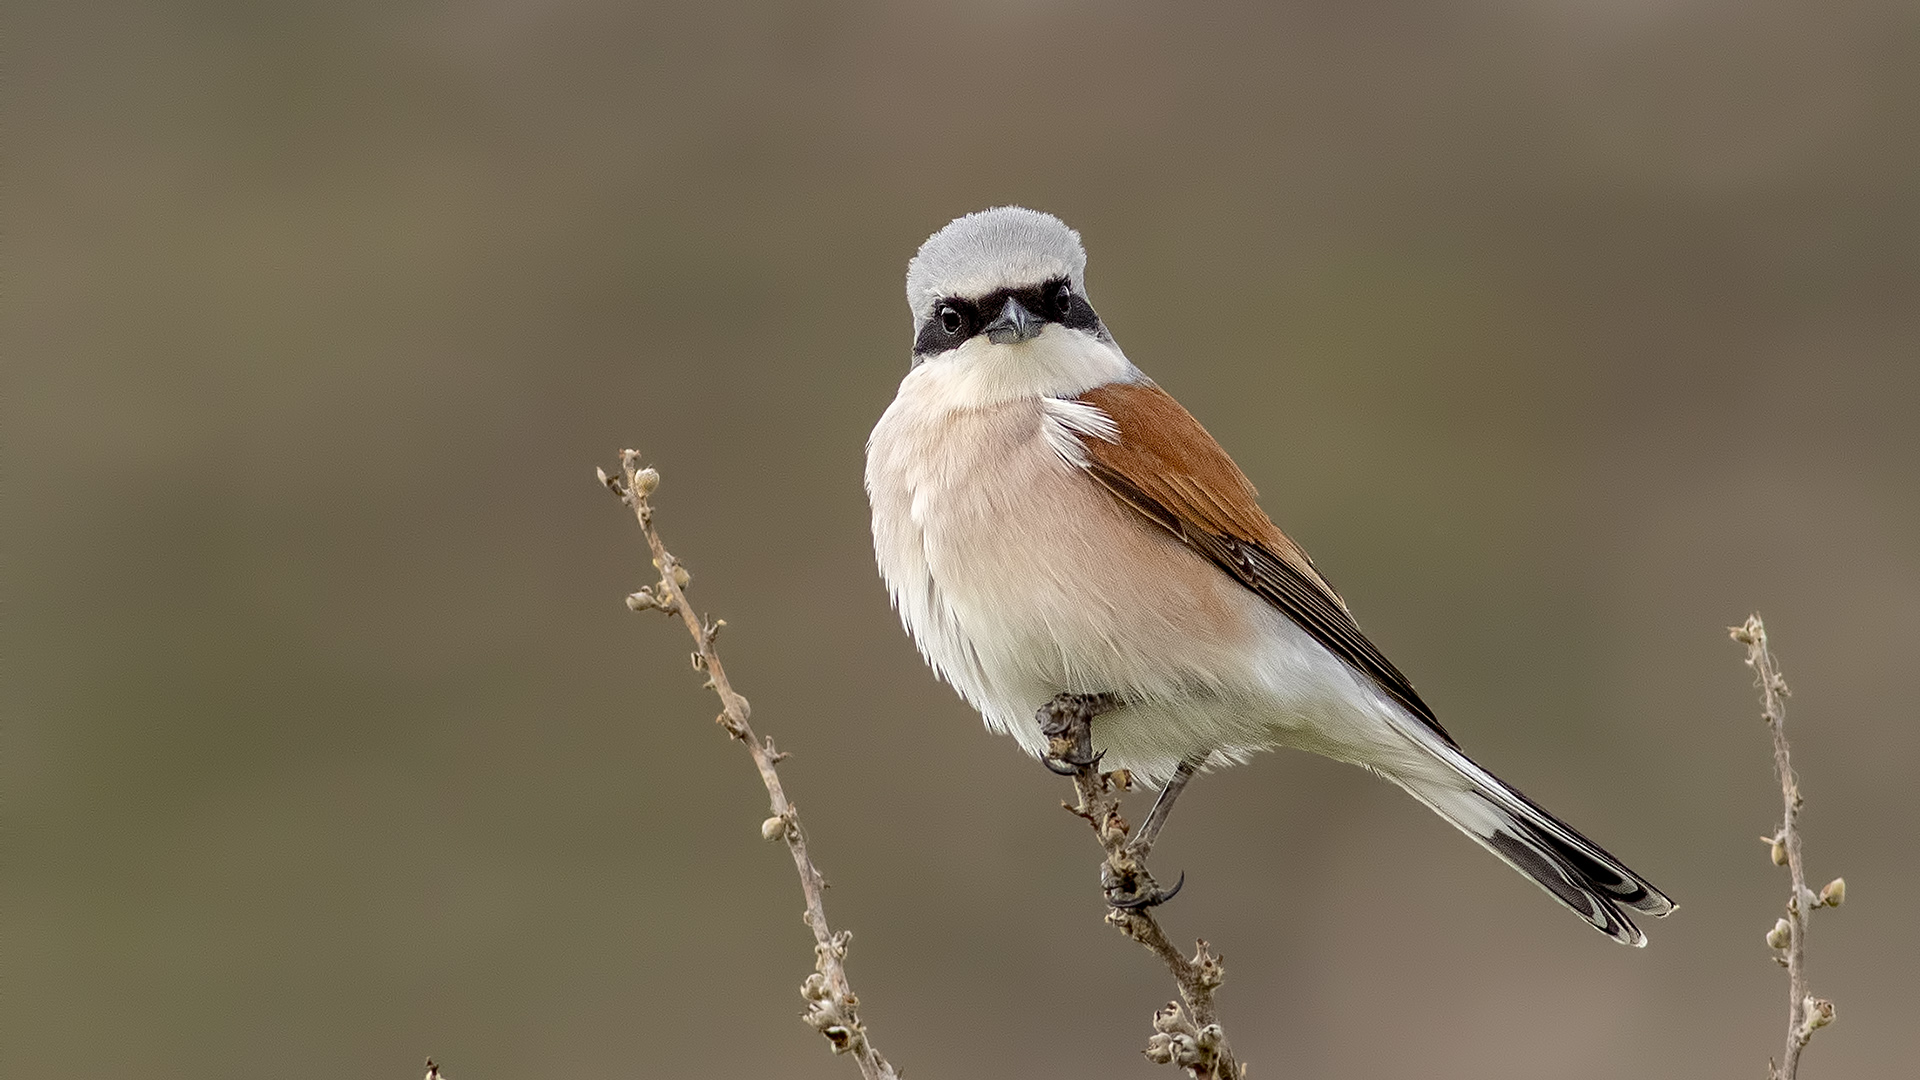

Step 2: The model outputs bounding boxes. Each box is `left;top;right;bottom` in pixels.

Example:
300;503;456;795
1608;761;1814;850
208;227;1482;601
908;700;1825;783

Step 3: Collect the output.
1043;700;1245;1079
1731;615;1845;1080
601;451;899;1080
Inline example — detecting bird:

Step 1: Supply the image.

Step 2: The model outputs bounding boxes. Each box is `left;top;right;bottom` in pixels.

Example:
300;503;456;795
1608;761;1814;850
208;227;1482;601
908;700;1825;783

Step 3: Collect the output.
865;206;1674;945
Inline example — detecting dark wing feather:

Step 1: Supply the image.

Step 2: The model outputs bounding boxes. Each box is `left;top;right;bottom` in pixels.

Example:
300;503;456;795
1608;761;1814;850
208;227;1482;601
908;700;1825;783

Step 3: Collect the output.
1075;381;1456;748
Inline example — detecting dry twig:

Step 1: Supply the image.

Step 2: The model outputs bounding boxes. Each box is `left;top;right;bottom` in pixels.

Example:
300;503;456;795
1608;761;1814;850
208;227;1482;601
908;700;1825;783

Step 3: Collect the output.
1731;615;1845;1080
1044;698;1245;1079
603;450;898;1080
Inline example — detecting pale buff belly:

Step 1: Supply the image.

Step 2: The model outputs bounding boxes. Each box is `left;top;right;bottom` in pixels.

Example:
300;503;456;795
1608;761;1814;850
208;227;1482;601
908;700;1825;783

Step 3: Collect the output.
869;394;1409;780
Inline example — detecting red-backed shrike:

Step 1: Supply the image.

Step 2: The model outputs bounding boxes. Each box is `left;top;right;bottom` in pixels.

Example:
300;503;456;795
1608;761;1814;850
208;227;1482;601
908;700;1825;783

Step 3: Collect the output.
866;207;1673;944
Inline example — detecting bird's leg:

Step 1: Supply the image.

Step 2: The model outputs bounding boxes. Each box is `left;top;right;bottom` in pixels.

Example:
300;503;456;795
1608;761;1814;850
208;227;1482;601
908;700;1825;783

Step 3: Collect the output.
1102;759;1198;909
1125;758;1198;863
1036;692;1194;910
1037;691;1117;775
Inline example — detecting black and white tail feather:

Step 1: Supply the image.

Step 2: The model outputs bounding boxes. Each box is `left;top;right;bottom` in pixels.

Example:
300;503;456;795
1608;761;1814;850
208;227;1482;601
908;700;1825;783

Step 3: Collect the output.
1388;712;1676;946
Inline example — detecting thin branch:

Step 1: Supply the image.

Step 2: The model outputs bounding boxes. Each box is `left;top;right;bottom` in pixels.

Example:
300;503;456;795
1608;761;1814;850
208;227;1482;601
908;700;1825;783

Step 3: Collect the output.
1731;615;1844;1080
1045;703;1245;1078
603;451;899;1080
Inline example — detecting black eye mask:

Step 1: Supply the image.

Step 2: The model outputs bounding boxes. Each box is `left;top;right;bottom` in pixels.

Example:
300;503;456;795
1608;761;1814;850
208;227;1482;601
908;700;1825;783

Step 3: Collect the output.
912;277;1105;361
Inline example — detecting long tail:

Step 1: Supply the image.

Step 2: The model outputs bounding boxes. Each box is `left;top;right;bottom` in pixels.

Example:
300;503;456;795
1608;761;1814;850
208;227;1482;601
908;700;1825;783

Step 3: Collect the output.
1388;730;1675;947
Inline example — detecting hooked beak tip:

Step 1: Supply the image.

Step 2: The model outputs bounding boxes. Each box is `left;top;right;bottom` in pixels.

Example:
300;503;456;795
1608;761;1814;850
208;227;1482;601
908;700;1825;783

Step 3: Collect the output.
983;296;1043;345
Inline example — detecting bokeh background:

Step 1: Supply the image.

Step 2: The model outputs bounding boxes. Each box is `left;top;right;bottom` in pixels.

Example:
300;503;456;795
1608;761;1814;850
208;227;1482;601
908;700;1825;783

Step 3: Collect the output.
10;1;1919;1077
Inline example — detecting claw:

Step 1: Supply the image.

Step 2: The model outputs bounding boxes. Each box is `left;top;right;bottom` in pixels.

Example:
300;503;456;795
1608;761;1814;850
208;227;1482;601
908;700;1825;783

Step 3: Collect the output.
1042;747;1103;776
1109;870;1186;910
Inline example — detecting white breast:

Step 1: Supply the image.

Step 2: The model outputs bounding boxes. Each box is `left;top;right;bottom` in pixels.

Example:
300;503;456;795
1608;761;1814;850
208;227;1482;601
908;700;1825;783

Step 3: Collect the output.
865;328;1362;777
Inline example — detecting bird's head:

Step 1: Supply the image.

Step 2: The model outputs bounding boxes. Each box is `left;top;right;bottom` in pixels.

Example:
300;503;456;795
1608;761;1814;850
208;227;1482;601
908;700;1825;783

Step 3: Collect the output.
905;207;1114;368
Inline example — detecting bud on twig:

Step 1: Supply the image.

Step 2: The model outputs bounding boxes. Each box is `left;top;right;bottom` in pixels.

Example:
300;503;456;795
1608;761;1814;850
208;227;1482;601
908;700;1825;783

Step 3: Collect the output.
1799;996;1835;1037
1818;878;1845;908
625;586;676;612
1767;919;1791;949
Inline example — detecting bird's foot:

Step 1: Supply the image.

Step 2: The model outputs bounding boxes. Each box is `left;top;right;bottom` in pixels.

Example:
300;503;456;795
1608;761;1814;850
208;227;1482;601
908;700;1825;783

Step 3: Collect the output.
1037;692;1117;776
1038;694;1189;909
1103;862;1186;909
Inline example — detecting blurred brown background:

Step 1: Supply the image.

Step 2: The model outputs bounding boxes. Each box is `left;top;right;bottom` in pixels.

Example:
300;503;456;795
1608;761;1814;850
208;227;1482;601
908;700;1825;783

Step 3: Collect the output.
9;1;1918;1077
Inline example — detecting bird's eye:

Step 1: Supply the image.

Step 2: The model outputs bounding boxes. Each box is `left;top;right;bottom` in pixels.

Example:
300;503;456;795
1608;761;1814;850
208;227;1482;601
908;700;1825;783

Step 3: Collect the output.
1053;283;1074;316
939;305;963;334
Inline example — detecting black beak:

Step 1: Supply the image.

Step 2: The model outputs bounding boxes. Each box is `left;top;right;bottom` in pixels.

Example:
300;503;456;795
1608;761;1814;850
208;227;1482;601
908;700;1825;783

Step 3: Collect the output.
983;296;1044;344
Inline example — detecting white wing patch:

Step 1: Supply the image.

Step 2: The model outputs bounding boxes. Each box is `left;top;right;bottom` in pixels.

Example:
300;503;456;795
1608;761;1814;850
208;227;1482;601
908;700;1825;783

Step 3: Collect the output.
1039;397;1119;467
